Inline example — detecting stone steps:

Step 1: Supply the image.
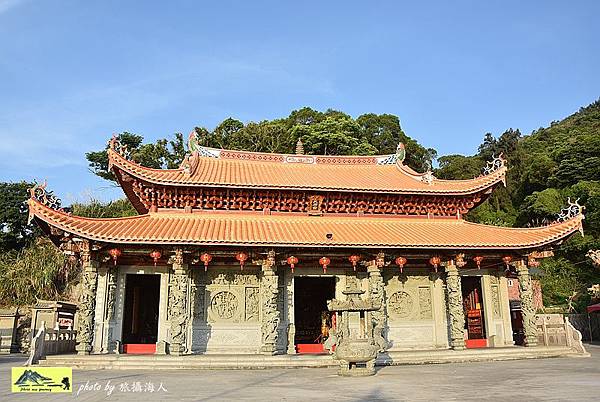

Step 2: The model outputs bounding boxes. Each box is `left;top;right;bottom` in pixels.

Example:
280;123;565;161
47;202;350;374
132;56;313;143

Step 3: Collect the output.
37;347;584;370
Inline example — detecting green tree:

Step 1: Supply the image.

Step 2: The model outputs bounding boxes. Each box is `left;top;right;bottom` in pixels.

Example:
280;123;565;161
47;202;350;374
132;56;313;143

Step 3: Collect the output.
0;182;38;252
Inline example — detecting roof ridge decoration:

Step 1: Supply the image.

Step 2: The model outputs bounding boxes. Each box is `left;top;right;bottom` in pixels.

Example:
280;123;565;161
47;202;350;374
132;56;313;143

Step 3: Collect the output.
27;181;63;223
482;153;506;176
557;198;585;223
108;135;132;160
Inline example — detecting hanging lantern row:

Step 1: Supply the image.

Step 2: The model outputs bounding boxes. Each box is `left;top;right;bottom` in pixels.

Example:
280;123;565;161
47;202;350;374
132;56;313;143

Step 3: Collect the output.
348;255;361;271
200;252;212;271
319;257;331;273
286;255;298;273
108;248;122;266
429;256;441;272
395;256;407;273
473;255;484;269
235;251;249;271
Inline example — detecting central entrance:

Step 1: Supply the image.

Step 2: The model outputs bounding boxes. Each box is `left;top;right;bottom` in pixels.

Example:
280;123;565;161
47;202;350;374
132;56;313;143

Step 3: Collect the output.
122;274;160;354
462;276;487;348
294;277;336;354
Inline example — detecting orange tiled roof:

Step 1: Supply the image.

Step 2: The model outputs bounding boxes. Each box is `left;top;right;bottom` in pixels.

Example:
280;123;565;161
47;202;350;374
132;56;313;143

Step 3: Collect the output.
28;198;583;250
108;148;507;195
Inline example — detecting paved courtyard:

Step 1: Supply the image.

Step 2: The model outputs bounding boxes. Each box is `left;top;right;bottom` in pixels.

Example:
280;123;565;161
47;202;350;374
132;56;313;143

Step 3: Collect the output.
1;345;599;401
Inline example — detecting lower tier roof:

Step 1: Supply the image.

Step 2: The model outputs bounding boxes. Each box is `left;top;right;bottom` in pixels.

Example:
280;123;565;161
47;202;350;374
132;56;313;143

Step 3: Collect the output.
28;198;584;250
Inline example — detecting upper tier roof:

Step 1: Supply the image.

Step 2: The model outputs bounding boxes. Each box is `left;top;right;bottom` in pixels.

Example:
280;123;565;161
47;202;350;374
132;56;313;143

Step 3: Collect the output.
107;140;507;195
28;196;583;250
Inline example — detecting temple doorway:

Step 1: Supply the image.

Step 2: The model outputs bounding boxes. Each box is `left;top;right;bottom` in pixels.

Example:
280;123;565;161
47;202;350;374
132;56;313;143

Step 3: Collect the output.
462;277;487;348
294;277;336;354
122;274;160;354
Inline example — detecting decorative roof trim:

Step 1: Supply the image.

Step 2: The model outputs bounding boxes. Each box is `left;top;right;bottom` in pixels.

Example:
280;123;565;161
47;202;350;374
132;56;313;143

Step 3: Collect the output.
28;196;584;250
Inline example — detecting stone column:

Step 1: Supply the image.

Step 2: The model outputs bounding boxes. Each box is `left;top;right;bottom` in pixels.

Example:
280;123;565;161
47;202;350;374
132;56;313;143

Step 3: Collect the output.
516;260;538;347
167;248;190;356
260;250;279;355
76;241;99;355
367;253;388;352
105;269;117;353
445;261;465;350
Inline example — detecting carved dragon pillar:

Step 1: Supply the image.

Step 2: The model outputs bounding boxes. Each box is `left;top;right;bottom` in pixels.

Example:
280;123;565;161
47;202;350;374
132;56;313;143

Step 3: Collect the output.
168;248;190;356
260;250;279;355
76;240;99;355
445;261;465;350
367;252;389;352
516;260;538;347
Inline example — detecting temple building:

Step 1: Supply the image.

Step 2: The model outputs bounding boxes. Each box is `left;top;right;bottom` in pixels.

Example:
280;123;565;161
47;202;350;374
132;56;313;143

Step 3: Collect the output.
27;135;585;357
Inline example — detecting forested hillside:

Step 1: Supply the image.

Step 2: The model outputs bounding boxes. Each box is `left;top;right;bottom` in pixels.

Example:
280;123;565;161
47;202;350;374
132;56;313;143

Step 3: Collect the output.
436;100;600;310
1;103;599;310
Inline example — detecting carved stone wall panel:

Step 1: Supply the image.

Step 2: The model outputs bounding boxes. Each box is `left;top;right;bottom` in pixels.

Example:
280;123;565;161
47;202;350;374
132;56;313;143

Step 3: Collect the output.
206;288;242;323
193;286;205;320
491;285;501;319
387;324;435;349
388;291;416;319
418;287;433;320
245;287;260;322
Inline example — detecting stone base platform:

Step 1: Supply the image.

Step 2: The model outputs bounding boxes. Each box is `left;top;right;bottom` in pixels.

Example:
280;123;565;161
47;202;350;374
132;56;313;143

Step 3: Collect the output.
37;346;587;370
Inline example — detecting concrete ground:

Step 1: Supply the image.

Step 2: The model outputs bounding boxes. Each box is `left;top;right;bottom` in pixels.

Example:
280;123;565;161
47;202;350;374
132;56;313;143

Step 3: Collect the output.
1;345;599;401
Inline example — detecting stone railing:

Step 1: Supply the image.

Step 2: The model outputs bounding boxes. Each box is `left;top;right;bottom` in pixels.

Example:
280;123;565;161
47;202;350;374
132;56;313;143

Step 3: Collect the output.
25;322;77;366
44;328;77;355
535;314;587;354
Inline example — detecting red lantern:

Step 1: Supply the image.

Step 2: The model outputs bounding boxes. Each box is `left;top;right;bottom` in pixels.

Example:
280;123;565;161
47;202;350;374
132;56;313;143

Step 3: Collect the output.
502;255;513;267
150;250;162;266
235;251;249;271
108;248;122;266
200;252;212;271
473;256;484;269
429;256;441;272
319;257;331;273
395;256;407;273
287;256;299;273
348;255;361;271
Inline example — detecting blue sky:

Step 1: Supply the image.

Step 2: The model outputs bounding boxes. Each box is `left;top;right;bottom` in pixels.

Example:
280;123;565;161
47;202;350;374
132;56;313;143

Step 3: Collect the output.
1;0;599;203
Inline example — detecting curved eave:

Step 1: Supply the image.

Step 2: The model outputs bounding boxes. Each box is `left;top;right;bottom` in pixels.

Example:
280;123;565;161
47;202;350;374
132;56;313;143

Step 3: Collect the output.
108;148;507;196
28;198;583;251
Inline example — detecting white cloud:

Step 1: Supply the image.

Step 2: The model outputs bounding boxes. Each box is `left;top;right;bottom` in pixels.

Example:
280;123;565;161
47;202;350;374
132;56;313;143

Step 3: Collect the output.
0;0;28;15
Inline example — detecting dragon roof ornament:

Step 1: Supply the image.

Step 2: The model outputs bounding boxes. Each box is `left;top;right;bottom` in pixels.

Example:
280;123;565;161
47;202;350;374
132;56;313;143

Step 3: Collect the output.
376;142;406;165
28;181;63;223
482;153;506;175
557;197;585;222
108;135;132;160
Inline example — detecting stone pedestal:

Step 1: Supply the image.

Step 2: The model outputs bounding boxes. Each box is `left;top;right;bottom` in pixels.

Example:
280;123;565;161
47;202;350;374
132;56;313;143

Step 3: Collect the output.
445;262;465;350
260;251;279;355
516;261;538;347
76;242;98;355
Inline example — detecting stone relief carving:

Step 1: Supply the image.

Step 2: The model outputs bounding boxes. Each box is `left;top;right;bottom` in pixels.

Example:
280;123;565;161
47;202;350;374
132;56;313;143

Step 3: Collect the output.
418;287;433;320
491;285;501;319
193;286;205;319
388;291;414;318
445;264;465;350
105;270;117;321
260;252;279;354
210;273;259;286
76;269;98;354
517;263;538;346
245;287;259;321
168;271;189;354
210;291;238;320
